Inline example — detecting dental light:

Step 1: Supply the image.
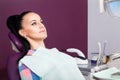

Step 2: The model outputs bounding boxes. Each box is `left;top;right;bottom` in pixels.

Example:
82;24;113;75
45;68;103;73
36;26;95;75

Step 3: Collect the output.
99;0;120;18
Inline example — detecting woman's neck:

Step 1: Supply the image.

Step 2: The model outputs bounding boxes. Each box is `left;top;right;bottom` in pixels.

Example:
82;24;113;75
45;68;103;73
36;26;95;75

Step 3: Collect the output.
29;40;45;50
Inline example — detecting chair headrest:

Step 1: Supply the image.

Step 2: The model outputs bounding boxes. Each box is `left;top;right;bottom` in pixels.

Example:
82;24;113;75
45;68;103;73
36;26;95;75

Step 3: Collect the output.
8;32;24;52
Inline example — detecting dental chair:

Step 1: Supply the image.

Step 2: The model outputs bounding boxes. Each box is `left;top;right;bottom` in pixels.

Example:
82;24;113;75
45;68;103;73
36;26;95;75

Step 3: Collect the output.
7;32;24;80
7;32;87;80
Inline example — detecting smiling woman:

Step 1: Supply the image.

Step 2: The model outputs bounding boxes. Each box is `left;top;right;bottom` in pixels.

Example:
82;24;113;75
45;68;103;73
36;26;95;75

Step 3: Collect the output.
6;11;86;80
19;12;47;50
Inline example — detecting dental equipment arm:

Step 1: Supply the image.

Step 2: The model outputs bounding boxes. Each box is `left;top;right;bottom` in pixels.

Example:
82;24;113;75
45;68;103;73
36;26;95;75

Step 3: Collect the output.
66;48;88;64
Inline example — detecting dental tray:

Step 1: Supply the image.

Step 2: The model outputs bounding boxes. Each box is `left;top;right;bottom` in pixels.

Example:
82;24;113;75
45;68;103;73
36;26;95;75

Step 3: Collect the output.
111;72;120;79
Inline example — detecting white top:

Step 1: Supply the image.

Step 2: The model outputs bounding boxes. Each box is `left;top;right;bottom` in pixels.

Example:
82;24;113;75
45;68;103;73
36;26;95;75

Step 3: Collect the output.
19;47;85;80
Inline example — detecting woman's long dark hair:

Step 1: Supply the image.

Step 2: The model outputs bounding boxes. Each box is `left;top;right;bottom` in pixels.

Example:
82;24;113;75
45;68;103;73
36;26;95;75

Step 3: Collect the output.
6;11;32;54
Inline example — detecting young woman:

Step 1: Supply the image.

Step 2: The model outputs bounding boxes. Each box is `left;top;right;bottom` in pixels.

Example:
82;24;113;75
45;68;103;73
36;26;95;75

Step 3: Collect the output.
6;11;85;80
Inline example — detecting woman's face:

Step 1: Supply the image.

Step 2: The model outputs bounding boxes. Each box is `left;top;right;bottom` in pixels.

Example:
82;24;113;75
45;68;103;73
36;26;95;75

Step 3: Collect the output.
19;12;47;41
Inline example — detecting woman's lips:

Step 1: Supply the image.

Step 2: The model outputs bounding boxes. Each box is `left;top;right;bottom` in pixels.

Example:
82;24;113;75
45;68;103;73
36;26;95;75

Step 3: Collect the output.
39;29;46;33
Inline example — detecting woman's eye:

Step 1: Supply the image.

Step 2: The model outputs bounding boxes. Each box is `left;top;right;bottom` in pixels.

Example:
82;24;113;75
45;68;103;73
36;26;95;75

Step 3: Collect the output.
31;22;37;25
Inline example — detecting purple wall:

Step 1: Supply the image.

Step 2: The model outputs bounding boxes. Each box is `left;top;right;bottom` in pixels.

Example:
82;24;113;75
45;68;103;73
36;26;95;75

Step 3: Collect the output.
0;0;87;78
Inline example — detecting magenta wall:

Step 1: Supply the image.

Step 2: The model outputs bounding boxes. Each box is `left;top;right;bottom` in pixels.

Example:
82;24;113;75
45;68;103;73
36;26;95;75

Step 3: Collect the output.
0;0;87;79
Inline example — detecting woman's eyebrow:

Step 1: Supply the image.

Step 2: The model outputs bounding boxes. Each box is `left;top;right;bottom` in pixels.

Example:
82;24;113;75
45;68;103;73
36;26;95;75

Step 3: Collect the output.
30;19;42;22
30;20;36;22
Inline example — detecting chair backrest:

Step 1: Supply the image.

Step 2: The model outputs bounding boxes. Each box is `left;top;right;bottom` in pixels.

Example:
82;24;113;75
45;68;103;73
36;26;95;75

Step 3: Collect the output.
7;52;23;80
7;32;24;80
8;32;24;52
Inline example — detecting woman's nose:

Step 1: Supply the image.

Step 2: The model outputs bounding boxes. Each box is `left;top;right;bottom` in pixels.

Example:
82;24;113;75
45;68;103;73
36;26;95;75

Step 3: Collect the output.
39;23;44;28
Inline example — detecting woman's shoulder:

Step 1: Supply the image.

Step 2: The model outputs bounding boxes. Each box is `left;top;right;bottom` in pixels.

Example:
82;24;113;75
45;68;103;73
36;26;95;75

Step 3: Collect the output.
18;63;41;80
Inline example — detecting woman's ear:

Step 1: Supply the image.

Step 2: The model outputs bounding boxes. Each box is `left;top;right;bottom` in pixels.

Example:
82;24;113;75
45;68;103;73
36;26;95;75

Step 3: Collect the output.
18;29;26;38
